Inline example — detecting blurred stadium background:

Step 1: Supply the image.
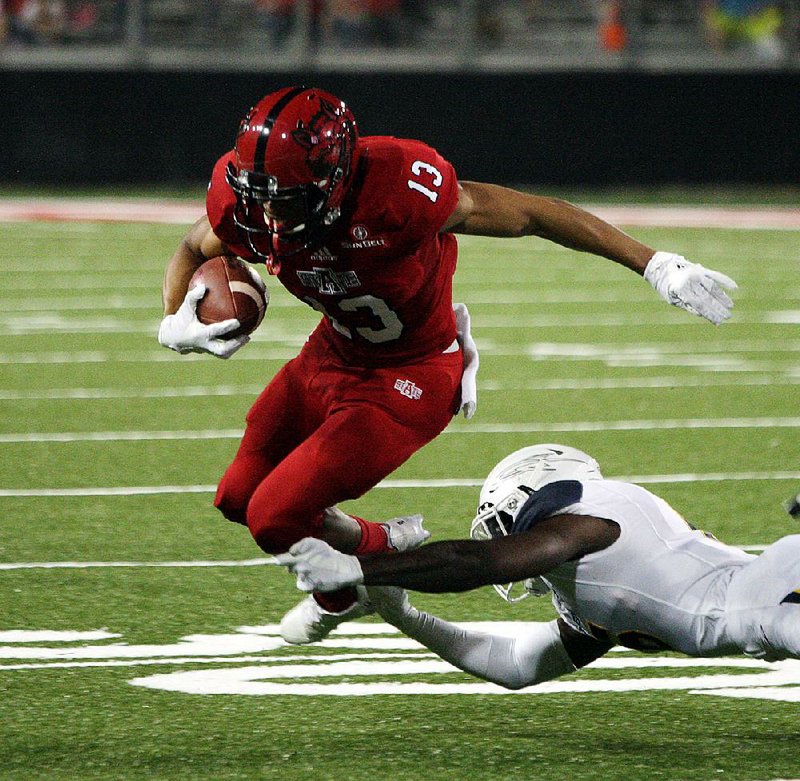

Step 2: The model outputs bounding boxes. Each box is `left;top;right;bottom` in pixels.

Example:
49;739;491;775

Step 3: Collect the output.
0;0;799;190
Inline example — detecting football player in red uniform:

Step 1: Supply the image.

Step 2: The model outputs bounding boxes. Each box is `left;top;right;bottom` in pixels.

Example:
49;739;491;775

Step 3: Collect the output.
158;86;737;644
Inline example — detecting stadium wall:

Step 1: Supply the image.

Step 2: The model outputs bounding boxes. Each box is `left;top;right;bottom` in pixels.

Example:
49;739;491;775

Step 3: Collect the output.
2;70;798;187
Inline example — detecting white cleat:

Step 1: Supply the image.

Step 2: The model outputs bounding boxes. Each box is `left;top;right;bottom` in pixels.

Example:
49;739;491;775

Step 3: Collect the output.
382;513;430;552
279;586;374;645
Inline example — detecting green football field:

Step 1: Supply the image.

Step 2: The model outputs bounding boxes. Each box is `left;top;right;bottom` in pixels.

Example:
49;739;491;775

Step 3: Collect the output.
1;203;800;781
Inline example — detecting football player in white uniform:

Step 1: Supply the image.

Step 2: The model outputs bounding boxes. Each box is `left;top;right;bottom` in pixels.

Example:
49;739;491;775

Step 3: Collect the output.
272;444;800;689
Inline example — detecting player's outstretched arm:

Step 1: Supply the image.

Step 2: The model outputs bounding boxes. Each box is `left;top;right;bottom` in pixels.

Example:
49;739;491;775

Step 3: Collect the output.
443;181;654;270
274;513;618;594
444;182;737;324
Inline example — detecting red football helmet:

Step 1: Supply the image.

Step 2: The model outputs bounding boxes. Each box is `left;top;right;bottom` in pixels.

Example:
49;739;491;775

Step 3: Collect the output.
226;86;359;267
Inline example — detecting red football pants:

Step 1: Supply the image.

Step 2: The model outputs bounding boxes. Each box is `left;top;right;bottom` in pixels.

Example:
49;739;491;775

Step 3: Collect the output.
214;338;463;553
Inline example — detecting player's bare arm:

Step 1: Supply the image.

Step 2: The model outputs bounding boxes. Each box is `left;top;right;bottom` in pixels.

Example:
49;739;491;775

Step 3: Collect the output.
358;513;619;592
162;216;228;315
443;181;654;272
275;513;619;595
443;181;737;325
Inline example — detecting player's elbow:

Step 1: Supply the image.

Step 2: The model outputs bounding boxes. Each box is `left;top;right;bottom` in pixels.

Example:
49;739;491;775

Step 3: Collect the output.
477;632;550;690
491;674;530;691
482;664;541;690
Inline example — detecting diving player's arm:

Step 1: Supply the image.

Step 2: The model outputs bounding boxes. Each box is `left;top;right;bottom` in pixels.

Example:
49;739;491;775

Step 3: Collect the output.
360;513;617;593
366;586;612;690
273;516;616;689
275;513;617;593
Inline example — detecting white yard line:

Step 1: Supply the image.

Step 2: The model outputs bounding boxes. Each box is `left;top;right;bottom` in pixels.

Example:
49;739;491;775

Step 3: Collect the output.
0;349;298;364
519;340;800;357
2;418;800;444
1;312;800;335
0;484;218;496
0;430;244;442
0;558;277;570
0;652;424;671
2;338;800;367
0;384;266;400
0;472;798;498
0;374;797;401
0;199;203;224
588;205;800;230
452;418;800;433
478;375;800;391
0;295;297;309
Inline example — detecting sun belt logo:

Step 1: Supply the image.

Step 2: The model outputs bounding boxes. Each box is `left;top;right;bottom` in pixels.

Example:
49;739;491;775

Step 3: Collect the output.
394;379;422;400
341;223;387;250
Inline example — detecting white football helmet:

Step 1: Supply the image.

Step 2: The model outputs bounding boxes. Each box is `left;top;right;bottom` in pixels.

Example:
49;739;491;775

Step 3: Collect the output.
469;444;602;602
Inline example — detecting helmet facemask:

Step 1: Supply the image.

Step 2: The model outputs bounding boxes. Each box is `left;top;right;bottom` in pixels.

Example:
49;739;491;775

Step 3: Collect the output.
470;444;602;603
470;487;548;603
225;165;332;268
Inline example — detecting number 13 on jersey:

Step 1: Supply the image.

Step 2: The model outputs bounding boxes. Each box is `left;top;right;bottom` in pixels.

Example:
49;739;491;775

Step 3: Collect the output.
407;160;443;203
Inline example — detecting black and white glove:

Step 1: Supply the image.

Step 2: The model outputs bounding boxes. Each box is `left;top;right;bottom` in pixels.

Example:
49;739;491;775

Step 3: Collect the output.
157;283;249;359
644;251;737;325
273;537;364;593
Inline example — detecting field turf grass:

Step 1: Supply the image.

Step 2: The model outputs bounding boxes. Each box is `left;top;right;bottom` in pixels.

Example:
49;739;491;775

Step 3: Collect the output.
1;208;799;780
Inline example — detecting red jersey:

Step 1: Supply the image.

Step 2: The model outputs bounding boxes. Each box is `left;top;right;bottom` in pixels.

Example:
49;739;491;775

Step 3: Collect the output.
206;136;460;367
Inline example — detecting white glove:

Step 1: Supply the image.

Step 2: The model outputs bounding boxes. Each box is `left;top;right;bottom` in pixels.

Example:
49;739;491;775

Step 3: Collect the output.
157;283;249;359
453;302;479;419
364;585;414;626
273;537;364;593
644;251;737;325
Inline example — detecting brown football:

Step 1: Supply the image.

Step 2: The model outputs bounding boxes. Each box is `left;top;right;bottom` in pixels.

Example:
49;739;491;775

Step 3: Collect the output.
190;256;268;338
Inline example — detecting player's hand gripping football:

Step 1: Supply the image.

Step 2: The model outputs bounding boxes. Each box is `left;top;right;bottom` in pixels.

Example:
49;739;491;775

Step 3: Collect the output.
157;283;249;359
272;538;364;593
644;251;737;325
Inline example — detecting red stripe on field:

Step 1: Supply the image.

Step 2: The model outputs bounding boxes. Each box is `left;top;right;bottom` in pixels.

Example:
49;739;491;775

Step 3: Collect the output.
0;199;798;229
590;206;800;230
0;200;202;225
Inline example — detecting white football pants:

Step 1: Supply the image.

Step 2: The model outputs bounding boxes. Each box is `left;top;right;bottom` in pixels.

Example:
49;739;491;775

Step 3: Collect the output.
724;534;800;661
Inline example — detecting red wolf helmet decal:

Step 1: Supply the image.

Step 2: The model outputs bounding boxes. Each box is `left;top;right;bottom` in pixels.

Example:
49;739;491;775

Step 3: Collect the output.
291;96;352;180
225;87;359;266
